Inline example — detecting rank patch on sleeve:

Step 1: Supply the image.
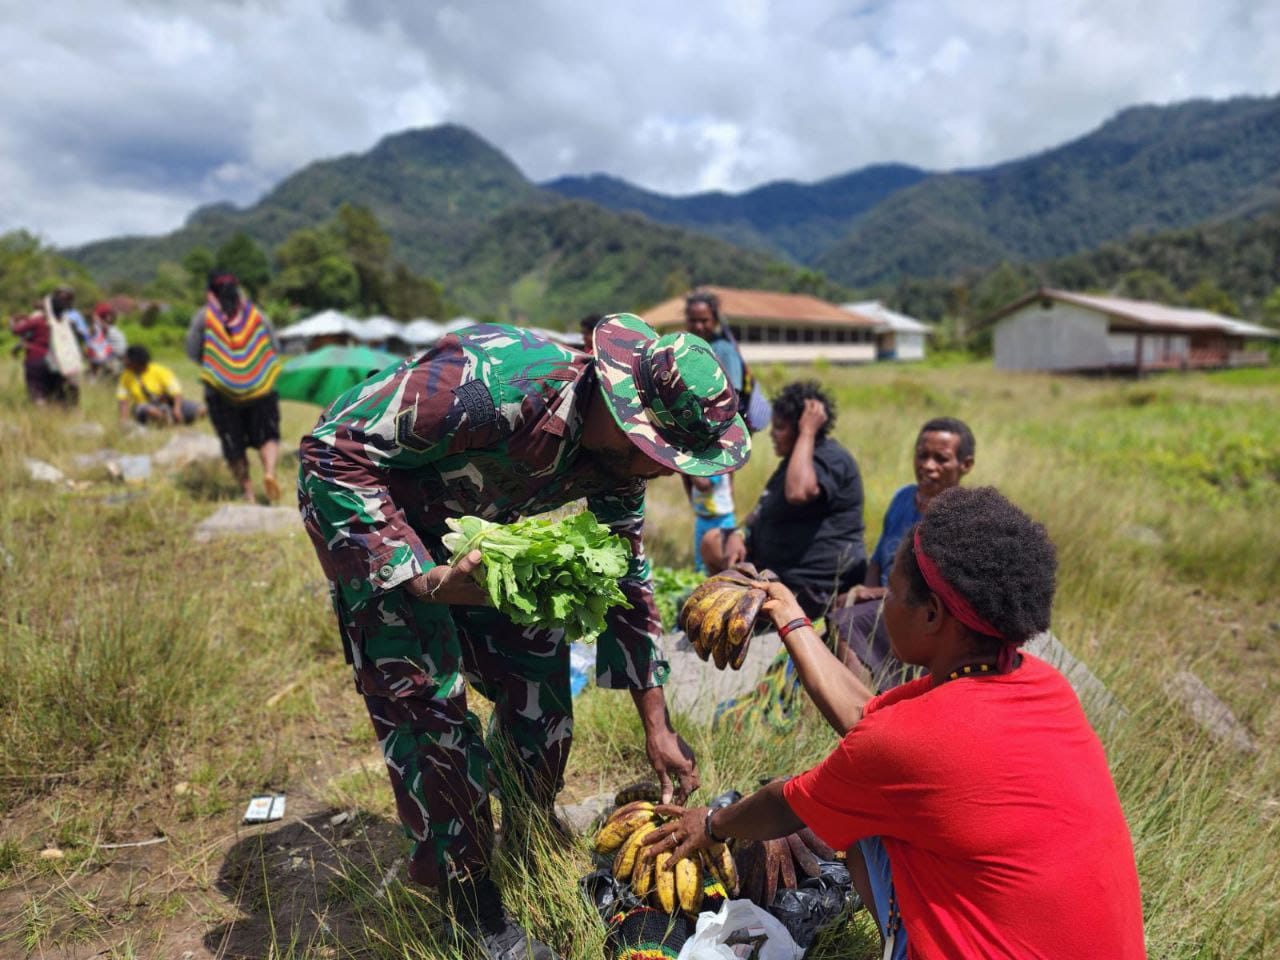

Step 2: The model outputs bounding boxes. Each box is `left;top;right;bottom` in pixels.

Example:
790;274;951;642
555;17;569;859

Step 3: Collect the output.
454;379;497;427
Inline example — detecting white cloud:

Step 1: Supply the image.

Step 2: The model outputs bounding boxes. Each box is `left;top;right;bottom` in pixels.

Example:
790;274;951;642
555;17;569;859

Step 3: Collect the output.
0;0;1277;245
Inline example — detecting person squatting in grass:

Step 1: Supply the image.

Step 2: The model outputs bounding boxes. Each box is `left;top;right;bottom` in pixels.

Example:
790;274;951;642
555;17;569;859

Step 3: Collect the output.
185;272;284;503
644;486;1146;960
830;417;976;691
702;380;866;617
298;314;750;959
117;346;205;427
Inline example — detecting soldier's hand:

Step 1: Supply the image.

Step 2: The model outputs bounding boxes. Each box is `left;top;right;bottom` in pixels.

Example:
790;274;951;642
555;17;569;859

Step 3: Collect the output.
406;549;490;605
646;726;700;805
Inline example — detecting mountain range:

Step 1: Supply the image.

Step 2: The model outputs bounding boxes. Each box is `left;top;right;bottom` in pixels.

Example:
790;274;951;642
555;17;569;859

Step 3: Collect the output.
67;93;1280;322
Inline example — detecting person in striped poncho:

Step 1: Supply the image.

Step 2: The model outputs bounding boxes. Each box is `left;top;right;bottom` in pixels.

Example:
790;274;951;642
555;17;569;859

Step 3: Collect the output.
185;272;284;502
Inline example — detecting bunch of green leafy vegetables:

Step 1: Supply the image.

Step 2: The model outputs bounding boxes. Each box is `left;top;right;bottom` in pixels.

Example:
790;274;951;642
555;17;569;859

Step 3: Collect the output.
650;566;704;631
441;512;631;644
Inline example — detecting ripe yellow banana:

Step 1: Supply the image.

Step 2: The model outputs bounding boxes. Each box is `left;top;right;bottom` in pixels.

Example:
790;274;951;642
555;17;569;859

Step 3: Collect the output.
613;822;658;881
675;856;703;913
683;584;743;651
631;856;656;898
706;842;739;896
606;800;655;825
594;806;655;854
727;588;767;671
699;586;747;664
654;851;676;913
679;574;751;634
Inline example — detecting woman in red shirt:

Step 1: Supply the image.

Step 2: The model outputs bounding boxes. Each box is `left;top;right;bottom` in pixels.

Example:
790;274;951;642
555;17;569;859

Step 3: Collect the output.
645;486;1145;959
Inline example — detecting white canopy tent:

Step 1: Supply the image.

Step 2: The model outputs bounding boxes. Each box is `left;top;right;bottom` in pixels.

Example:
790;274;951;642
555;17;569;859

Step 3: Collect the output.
277;309;362;344
441;316;478;334
400;318;444;347
354;315;403;343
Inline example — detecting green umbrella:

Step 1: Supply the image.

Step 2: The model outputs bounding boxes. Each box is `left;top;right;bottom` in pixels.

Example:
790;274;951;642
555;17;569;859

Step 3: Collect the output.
275;344;400;407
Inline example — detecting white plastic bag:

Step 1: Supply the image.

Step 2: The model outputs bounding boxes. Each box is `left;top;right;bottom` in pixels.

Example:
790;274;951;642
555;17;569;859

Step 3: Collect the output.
677;899;804;960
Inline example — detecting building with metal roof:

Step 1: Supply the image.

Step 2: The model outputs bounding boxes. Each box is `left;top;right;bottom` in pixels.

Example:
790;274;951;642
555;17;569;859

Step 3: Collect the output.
990;288;1277;373
642;286;879;364
843;300;932;361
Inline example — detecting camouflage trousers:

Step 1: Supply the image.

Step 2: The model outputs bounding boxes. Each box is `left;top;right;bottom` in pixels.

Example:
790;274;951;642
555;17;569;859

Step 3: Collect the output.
300;489;573;886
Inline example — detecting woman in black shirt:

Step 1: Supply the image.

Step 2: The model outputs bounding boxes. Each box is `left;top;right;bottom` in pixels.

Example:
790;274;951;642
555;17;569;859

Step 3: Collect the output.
705;381;866;619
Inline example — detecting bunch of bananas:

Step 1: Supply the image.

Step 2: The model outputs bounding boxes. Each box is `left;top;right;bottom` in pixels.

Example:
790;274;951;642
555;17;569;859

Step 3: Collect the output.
678;564;778;670
593;801;739;917
734;828;837;907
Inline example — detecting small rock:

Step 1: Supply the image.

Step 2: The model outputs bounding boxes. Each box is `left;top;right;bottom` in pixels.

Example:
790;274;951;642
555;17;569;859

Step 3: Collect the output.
181;952;195;960
73;449;121;471
1167;670;1258;754
329;811;352;827
152;430;223;469
193;504;299;543
117;454;152;483
555;792;614;835
39;847;65;860
289;855;304;870
25;459;64;483
174;782;191;796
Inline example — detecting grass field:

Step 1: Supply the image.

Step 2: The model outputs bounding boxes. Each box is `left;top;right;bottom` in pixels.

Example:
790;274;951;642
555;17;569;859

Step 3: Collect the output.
1;349;1277;958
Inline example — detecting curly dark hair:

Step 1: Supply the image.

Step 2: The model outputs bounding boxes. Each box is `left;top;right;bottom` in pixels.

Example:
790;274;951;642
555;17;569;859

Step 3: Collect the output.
918;416;975;462
895;486;1056;645
773;380;836;439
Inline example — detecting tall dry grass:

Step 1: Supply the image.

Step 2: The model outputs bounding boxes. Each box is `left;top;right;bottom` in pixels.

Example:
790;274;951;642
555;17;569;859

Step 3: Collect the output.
0;354;1277;957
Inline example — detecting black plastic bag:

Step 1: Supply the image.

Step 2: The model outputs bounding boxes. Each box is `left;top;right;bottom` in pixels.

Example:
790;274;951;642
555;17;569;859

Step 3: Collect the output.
579;869;641;924
767;859;858;949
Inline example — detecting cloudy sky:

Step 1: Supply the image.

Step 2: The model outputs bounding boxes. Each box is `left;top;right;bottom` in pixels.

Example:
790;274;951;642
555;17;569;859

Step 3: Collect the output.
3;0;1278;246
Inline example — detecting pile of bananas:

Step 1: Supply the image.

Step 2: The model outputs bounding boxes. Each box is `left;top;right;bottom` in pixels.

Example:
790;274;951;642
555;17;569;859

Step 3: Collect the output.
734;828;837;906
678;564;778;670
593;801;739;917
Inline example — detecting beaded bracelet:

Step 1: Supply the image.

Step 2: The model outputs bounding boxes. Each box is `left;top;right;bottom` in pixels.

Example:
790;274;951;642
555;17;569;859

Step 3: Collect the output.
778;616;812;640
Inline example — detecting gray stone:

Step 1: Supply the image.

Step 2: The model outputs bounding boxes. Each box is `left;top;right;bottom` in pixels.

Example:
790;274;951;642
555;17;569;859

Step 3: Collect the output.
194;504;300;542
555;791;614;835
658;629;783;724
153;430;224;469
1025;631;1128;731
117;454;152;483
1166;670;1257;754
73;449;121;471
24;458;64;483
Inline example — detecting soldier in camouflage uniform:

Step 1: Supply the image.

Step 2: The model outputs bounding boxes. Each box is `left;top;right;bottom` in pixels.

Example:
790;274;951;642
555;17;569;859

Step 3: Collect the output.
298;314;748;958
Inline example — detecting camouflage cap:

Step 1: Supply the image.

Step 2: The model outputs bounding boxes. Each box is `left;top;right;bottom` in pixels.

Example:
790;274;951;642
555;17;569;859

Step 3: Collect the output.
593;313;750;477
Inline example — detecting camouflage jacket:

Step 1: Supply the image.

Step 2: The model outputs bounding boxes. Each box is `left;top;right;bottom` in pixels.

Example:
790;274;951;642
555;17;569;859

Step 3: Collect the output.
299;324;667;690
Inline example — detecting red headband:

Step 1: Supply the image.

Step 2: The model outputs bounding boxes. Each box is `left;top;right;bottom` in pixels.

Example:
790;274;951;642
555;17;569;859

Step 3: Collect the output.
912;527;1004;640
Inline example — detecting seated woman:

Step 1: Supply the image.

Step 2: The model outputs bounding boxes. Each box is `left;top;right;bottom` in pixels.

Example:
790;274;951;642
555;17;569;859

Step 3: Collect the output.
831;416;974;689
702;381;866;619
645;486;1145;960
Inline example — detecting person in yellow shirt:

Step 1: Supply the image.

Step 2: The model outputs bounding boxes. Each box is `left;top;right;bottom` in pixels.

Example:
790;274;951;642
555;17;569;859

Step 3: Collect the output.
117;346;205;426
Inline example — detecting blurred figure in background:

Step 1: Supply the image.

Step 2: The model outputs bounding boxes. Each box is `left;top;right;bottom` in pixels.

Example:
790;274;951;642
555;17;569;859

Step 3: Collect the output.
683;292;743;570
99;304;128;364
117;345;204;427
578;312;603;353
185;272;283;502
46;286;86;405
84;302;119;377
10;304;61;404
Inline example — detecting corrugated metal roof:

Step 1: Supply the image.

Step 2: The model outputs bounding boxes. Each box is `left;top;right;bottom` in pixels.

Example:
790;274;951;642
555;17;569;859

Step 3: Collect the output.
843;300;933;334
643;286;878;329
993;288;1277;338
